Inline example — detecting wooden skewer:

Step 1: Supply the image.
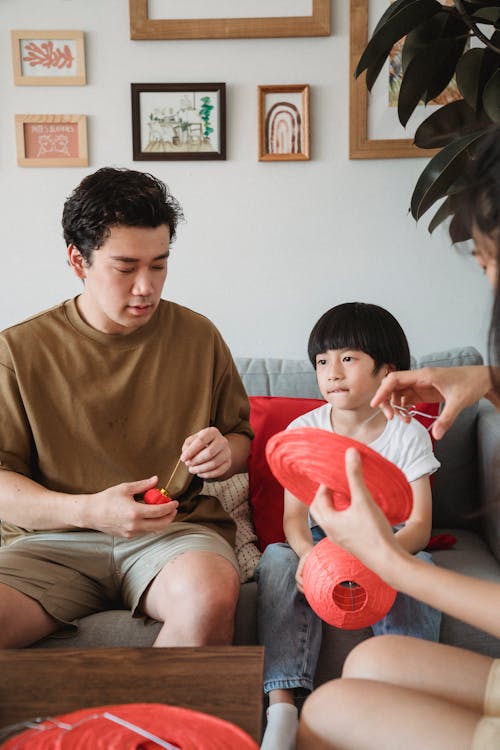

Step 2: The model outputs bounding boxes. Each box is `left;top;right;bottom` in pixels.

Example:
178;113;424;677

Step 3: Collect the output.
164;455;183;493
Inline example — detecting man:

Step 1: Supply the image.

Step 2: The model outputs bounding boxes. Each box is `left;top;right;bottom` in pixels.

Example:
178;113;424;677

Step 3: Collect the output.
0;167;252;648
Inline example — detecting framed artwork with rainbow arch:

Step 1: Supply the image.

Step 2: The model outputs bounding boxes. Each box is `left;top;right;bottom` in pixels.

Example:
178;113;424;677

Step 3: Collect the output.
258;84;310;162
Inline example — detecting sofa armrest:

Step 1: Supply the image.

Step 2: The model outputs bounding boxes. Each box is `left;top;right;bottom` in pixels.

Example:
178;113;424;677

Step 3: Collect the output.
478;398;500;563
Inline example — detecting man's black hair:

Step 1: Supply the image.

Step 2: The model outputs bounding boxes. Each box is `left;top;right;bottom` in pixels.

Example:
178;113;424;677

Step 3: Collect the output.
62;167;184;263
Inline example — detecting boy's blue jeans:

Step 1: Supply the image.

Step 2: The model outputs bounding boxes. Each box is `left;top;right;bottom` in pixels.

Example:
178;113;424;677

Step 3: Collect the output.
255;527;442;695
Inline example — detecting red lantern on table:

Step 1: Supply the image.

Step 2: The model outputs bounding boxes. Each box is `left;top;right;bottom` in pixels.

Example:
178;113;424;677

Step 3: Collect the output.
0;703;259;749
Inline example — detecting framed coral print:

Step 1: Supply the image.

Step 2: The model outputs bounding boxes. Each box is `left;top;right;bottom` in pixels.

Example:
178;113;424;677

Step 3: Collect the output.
131;83;226;161
258;84;310;161
15;115;88;167
129;0;330;40
11;30;86;86
349;0;440;159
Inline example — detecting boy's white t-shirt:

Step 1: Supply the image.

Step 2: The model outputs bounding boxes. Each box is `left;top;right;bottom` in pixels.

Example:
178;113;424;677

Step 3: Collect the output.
287;402;440;483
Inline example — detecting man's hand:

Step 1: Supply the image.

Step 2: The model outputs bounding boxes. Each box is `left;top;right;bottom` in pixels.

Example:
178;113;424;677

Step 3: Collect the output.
181;427;232;480
88;475;178;538
371;365;493;440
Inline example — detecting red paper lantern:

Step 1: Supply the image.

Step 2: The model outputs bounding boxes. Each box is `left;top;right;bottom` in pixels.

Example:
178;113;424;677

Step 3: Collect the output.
1;703;259;749
302;538;397;629
144;487;171;505
265;428;412;525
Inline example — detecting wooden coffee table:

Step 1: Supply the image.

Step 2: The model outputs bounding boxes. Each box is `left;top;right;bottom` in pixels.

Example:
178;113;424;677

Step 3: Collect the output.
0;646;263;742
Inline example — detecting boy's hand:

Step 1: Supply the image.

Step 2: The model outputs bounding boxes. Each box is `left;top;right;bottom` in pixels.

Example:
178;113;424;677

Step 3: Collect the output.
181;427;231;479
296;548;314;594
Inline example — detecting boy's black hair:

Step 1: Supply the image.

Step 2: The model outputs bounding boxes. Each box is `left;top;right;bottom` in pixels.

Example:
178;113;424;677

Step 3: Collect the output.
62;167;184;263
307;302;411;372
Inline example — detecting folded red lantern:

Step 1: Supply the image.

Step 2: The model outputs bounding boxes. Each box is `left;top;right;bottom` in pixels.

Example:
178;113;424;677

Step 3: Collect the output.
1;703;259;749
302;538;397;629
265;428;412;525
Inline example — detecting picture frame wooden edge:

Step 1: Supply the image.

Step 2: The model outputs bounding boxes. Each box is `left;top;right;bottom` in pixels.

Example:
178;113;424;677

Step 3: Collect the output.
129;0;330;40
258;84;310;162
349;0;438;160
131;82;227;162
15;114;89;167
10;30;86;86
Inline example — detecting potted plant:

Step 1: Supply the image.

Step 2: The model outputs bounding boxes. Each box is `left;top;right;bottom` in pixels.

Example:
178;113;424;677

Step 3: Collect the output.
355;0;500;240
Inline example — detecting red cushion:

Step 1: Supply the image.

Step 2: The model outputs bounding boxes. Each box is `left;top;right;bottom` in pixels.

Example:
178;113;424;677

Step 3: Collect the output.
248;396;324;551
248;396;440;552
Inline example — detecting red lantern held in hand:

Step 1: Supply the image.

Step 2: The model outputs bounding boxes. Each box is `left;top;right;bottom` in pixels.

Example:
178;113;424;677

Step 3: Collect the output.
144;487;171;505
265;428;410;629
265;428;412;525
302;538;397;629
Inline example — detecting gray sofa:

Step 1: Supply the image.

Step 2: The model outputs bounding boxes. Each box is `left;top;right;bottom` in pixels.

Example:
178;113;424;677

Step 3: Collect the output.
34;347;500;683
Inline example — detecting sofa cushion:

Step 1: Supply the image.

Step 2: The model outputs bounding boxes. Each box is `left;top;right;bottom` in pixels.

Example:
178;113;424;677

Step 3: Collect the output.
248;396;325;550
201;474;261;582
416;346;483;530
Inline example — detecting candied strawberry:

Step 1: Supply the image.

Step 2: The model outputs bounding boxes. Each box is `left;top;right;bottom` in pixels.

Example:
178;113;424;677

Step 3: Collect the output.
144;487;171;505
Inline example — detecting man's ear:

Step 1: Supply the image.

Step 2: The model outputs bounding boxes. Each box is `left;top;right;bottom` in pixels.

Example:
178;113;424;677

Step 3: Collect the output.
68;244;87;280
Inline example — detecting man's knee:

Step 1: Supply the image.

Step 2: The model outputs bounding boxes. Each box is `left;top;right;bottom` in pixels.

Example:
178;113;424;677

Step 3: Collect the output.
152;551;239;618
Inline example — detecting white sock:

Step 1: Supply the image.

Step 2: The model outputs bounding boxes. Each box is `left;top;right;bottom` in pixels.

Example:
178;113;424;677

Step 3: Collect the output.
261;703;299;750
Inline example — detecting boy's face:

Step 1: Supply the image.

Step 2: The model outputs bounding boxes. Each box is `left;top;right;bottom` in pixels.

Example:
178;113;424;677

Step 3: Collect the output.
68;224;170;335
315;349;391;410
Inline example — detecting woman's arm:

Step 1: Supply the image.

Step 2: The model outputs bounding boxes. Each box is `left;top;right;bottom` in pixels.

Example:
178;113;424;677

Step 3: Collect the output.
310;448;500;640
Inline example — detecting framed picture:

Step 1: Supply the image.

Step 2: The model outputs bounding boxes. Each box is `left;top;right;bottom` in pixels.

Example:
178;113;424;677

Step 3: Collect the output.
349;0;441;159
15;115;88;167
129;0;330;40
258;84;310;161
11;30;86;86
131;83;226;161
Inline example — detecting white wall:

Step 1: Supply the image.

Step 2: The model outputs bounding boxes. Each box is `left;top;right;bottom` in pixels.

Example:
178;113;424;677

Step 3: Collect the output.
0;0;492;361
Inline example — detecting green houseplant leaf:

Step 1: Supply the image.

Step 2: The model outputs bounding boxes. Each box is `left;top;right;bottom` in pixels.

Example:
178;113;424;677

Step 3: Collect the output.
355;0;442;81
398;37;467;126
356;0;499;235
410;130;487;220
483;68;500;121
414;99;491;148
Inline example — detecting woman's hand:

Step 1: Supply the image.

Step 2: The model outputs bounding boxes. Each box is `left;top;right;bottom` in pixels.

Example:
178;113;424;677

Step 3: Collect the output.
310;448;399;579
371;365;493;439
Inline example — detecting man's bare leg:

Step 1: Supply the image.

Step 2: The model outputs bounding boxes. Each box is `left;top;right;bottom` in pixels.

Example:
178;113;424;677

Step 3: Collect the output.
0;582;60;648
142;551;240;647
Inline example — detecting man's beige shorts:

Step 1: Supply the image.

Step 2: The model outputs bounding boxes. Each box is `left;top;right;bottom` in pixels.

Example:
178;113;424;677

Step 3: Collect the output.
472;660;500;749
0;523;238;627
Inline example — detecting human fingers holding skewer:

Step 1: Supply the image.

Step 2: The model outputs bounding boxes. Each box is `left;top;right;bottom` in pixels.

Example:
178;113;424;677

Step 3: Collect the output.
181;426;232;479
370;365;496;440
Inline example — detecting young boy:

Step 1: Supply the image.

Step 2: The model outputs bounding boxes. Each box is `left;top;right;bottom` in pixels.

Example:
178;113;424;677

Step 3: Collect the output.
256;302;441;750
